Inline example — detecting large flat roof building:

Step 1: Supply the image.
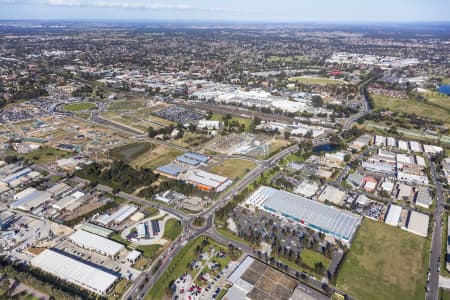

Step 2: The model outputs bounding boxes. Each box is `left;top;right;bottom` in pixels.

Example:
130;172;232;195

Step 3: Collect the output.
246;186;361;242
31;249;118;295
179;169;231;192
69;230;124;257
404;211;429;237
97;204;138;226
11;190;52;211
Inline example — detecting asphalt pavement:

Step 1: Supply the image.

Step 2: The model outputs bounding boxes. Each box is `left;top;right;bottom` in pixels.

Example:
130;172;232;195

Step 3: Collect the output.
427;158;445;300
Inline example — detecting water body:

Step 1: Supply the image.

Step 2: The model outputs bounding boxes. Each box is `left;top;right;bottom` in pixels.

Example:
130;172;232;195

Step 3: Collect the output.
438;85;450;96
312;143;339;153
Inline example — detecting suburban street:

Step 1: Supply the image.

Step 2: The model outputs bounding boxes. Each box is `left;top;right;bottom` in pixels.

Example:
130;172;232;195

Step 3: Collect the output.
427;157;446;300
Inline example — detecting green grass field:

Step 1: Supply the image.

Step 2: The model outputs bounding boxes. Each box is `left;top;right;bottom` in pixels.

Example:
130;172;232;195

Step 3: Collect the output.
208;159;256;179
210;113;252;131
301;248;331;271
64;102;97;112
288;76;347;85
440;288;450;300
109;142;154;163
336;219;429;300
441;78;450;85
108;100;145;111
267;55;308;63
163;218;182;241
18;147;71;164
372;94;450;124
131;145;183;170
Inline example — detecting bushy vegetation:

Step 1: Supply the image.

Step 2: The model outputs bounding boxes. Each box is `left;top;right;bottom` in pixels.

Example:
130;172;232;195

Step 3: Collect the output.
138;179;207;198
75;161;158;193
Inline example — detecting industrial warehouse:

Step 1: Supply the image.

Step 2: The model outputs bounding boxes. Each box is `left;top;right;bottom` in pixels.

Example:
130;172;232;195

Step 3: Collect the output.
31;249;119;295
246;186;362;242
69;229;125;257
155;151;232;192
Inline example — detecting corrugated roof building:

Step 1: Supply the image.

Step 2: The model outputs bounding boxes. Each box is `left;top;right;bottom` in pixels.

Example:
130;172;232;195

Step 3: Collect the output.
31;249;118;295
247;186;361;242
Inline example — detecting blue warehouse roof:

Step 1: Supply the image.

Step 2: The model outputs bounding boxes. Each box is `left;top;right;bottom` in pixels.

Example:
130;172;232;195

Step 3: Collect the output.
156;164;183;176
184;152;209;163
176;155;201;166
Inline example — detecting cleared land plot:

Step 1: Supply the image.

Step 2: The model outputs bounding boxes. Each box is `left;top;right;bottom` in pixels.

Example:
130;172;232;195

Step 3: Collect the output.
108;100;144;111
243;259;298;300
268;139;292;157
162;218;182;241
336;219;429;300
208;159;256;179
372;94;450;124
64;102;97;112
288;76;347;85
17;147;71;164
130;145;183;170
109;142;153;163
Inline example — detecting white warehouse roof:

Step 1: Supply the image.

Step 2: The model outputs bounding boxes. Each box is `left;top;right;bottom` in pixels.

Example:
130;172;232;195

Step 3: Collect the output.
405;211;429;237
247;186;361;242
97;204;138;225
69;230;124;257
385;204;402;226
31;249;118;295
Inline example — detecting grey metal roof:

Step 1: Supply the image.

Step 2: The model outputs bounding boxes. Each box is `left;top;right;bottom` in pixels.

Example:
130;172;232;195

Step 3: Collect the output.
257;186;361;241
176;155;201;166
184;152;209;163
156;164;183;176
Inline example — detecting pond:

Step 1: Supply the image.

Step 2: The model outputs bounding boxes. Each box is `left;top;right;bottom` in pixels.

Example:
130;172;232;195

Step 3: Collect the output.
312;143;339;153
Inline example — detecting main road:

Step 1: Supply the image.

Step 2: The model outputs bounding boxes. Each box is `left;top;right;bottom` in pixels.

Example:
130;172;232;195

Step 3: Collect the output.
120;143;300;299
342;74;382;131
427;157;445;300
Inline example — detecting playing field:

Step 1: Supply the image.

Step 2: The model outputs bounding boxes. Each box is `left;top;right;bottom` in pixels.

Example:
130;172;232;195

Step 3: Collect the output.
288;76;347;85
372;94;450;124
336;219;429;300
64;102;97;112
208;159;256;179
130;144;183;169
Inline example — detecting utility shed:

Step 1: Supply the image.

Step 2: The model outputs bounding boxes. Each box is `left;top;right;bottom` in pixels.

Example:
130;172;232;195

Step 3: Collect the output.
31;249;118;295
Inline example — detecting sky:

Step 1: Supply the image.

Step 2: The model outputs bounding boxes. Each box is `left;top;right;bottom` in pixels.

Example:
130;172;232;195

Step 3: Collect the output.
0;0;449;23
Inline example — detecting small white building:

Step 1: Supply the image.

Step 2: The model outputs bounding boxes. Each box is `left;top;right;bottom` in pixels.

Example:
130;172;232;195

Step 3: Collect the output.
198;119;223;130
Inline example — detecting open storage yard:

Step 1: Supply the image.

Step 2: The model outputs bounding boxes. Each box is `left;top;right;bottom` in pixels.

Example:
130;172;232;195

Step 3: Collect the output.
336;219;429;300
